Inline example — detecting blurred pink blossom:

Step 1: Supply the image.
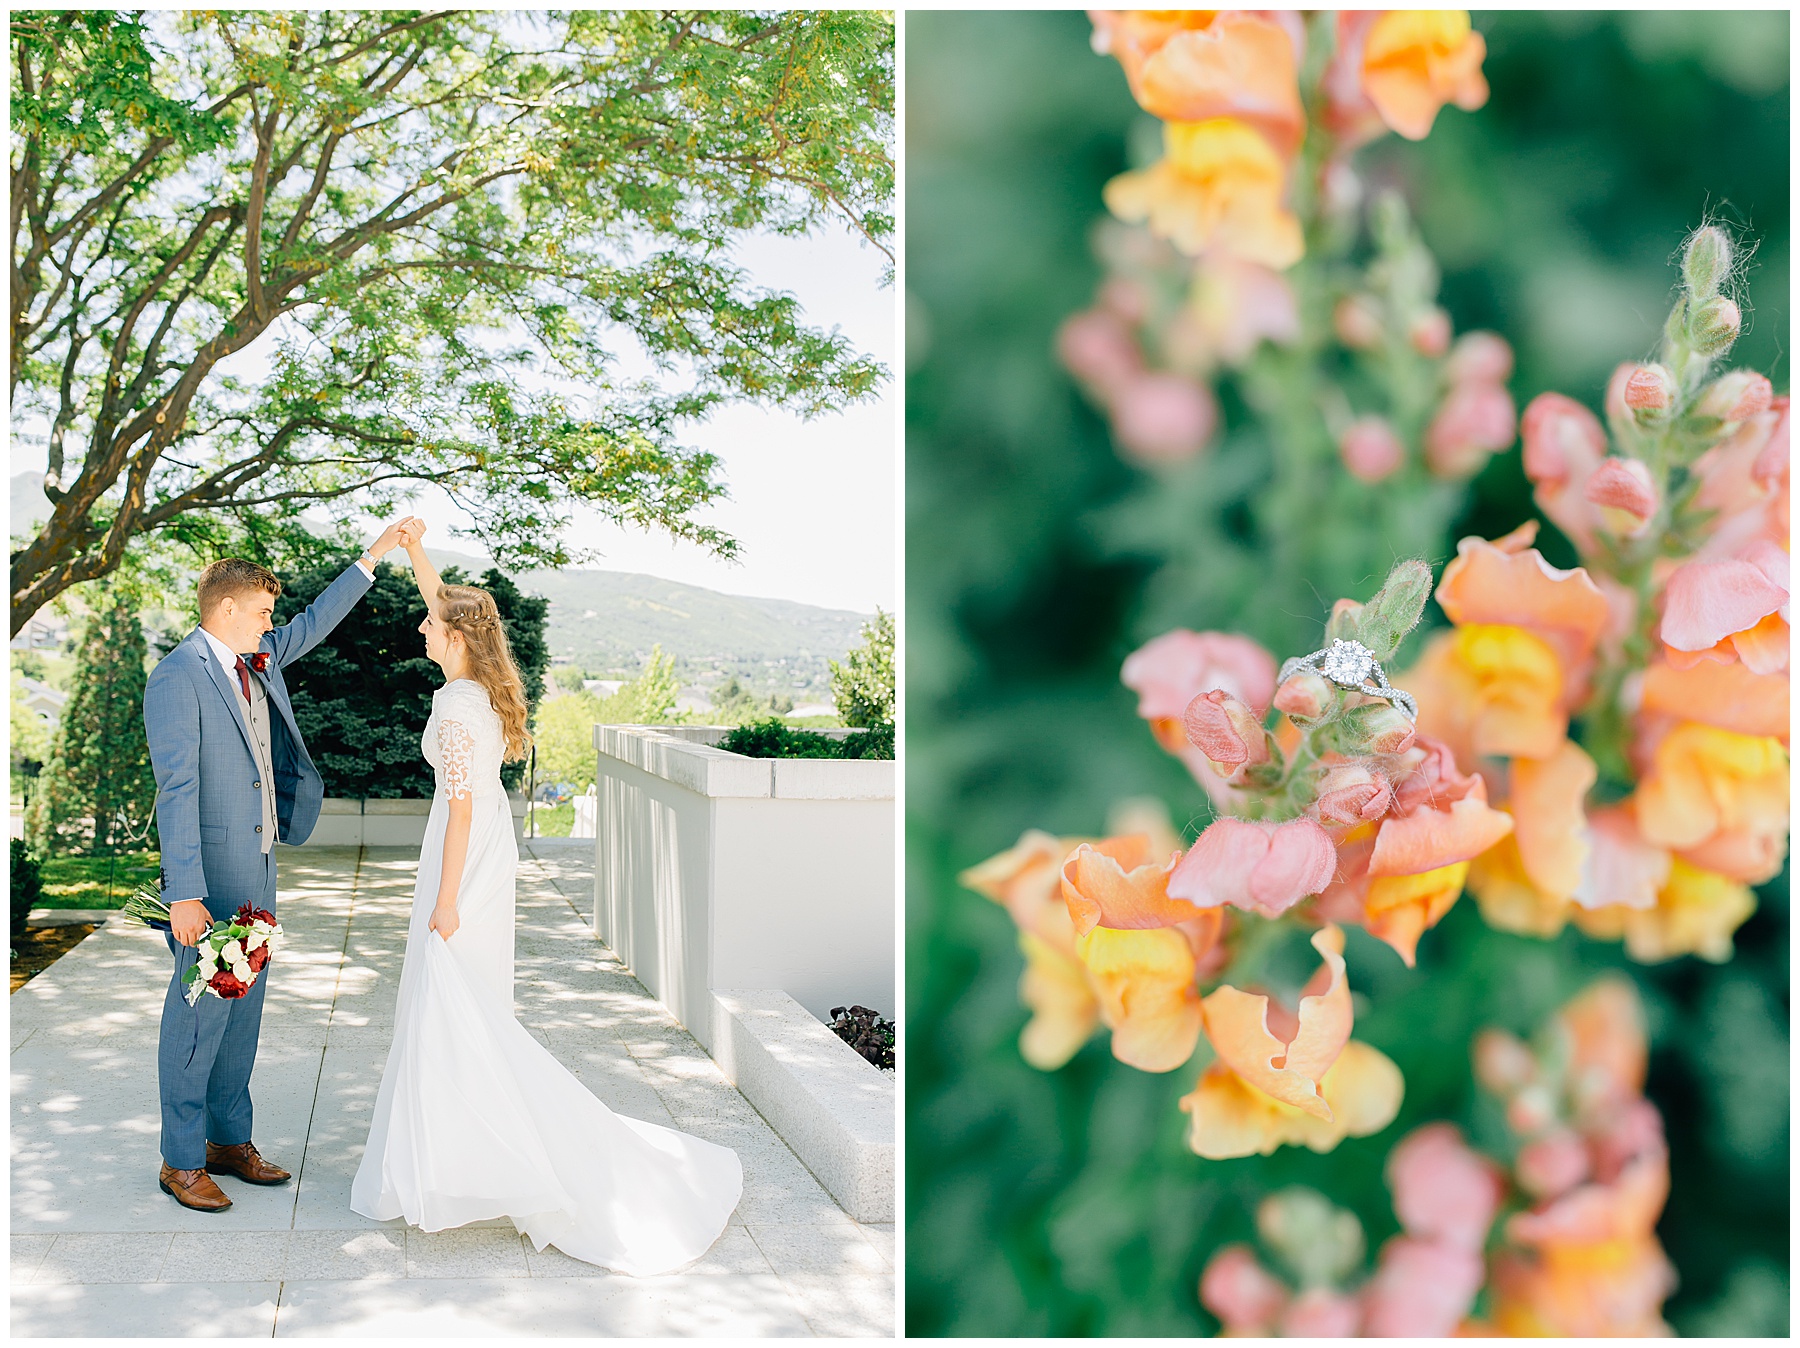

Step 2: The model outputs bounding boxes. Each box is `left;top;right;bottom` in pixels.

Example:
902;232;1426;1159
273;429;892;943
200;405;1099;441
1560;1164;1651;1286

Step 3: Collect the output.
1584;457;1658;535
1199;1243;1287;1334
1386;1122;1504;1251
1521;391;1608;550
1426;379;1516;477
1339;416;1406;483
1057;308;1143;398
1446;330;1514;385
1362;1236;1486;1337
1408;306;1452;358
1516;1129;1591;1200
1279;1286;1362;1338
1110;372;1219;464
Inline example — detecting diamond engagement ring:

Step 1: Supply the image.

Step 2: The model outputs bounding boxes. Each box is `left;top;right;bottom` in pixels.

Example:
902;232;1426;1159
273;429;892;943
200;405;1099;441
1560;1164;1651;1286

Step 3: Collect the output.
1278;639;1418;723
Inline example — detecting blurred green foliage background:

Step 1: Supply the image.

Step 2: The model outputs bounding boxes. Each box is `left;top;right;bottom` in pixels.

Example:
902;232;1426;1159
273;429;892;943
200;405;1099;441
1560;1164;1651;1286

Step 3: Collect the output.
905;10;1788;1337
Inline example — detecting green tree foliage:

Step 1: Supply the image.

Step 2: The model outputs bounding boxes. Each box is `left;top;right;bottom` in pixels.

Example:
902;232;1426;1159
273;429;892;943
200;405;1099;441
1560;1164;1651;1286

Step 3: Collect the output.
905;12;1787;1338
10;670;53;781
11;10;894;633
532;645;683;789
829;606;893;727
269;554;548;797
25;597;157;854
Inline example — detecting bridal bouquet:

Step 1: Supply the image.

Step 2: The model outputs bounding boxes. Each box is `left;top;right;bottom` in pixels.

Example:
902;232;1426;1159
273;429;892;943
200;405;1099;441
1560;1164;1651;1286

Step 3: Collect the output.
123;884;285;1005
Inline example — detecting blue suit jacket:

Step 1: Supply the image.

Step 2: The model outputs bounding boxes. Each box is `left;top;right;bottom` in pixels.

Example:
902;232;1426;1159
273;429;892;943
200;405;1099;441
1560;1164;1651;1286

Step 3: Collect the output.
144;562;374;905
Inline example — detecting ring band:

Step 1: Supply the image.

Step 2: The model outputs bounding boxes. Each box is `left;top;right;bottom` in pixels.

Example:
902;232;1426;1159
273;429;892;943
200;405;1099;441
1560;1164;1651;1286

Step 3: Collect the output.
1278;639;1417;723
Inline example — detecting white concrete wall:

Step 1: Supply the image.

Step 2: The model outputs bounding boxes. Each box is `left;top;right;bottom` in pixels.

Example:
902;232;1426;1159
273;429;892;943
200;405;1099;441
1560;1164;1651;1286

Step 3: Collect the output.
592;726;895;1045
291;794;527;847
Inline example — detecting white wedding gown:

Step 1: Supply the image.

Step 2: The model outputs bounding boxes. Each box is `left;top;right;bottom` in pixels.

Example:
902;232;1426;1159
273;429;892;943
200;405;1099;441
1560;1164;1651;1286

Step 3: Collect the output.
349;678;743;1274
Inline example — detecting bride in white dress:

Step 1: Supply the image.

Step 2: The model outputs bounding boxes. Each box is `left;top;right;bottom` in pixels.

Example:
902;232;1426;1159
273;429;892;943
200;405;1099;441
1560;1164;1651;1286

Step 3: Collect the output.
350;523;742;1274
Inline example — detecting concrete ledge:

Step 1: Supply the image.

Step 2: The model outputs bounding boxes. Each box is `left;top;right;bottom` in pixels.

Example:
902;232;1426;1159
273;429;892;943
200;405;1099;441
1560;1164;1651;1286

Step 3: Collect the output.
596;725;894;803
23;908;115;927
710;989;894;1223
288;794;528;846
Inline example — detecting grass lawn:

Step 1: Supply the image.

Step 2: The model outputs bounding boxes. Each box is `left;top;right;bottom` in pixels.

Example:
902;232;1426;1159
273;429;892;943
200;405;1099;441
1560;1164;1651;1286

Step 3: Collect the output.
37;851;161;909
523;802;575;838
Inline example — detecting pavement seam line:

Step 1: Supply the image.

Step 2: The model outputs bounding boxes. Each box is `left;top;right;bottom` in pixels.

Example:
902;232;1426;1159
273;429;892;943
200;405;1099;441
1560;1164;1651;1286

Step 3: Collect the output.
273;846;367;1335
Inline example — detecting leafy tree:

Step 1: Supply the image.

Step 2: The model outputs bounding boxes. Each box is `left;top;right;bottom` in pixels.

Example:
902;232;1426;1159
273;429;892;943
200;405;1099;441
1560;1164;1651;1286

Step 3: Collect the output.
25;596;157;854
271;553;549;796
11;10;894;634
10;669;53;782
12;839;44;945
532;643;683;789
829;606;893;727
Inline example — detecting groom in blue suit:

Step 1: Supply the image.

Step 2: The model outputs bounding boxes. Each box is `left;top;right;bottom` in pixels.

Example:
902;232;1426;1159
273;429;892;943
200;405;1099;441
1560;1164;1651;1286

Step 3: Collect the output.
143;520;415;1212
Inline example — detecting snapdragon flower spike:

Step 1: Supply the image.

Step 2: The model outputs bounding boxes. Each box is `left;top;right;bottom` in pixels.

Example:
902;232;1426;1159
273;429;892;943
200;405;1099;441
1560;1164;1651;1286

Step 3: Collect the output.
1167;816;1337;918
1583;457;1658;536
1180;687;1273;779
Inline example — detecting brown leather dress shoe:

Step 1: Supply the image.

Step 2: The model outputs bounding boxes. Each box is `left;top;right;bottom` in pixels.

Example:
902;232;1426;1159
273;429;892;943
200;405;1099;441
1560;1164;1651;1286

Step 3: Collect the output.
205;1140;291;1185
159;1163;232;1212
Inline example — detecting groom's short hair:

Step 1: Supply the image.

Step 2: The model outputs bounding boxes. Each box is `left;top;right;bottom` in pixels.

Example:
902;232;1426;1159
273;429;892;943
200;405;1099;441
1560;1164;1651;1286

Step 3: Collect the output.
197;558;283;618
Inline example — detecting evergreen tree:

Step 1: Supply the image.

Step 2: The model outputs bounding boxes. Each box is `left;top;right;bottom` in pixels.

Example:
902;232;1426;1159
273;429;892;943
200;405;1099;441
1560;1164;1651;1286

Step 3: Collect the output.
274;554;550;797
25;598;157;854
829;608;895;727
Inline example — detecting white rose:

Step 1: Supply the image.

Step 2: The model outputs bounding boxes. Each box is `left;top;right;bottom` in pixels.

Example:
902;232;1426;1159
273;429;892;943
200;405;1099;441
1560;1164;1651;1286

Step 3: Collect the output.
221;939;244;964
232;961;254;984
245;931;266;952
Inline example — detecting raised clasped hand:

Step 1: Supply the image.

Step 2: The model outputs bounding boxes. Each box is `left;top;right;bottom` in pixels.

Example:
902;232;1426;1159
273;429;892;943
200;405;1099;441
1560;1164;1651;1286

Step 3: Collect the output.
370;515;422;558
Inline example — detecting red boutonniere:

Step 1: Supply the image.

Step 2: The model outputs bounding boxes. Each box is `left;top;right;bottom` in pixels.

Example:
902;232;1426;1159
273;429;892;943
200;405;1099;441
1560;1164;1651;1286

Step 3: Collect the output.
248;652;271;674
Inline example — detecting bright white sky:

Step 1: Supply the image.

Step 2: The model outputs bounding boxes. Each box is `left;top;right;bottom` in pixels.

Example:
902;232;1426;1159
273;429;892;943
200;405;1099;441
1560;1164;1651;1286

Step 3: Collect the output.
13;227;895;616
360;226;897;614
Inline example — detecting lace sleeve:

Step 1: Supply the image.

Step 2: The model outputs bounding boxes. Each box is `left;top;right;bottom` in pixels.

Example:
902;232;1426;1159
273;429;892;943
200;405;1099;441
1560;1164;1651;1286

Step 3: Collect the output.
437;717;474;801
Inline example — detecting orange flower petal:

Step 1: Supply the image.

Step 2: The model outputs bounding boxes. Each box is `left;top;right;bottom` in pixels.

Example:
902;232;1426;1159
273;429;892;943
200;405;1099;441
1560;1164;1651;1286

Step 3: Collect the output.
1061;836;1191;936
1366;862;1470;965
1201;926;1352;1117
1017;931;1101;1070
1635;723;1788;852
1436;532;1610;674
1179;1039;1404;1159
1469;828;1571;938
1641;657;1789;743
1573;858;1757;964
1132;14;1305;153
1076;925;1203;1072
1362;10;1489;141
1370;788;1514;878
960;829;1086;954
1510;741;1597;900
1554;975;1647;1100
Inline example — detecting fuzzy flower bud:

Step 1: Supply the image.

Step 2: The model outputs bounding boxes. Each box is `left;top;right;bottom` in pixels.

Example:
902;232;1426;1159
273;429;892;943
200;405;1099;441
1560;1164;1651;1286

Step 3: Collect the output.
1257;1188;1367;1291
1445;331;1514;385
1334;294;1384;350
1682;225;1731;300
1689;296;1742;357
1622;363;1676;419
1695;370;1773;423
1583;457;1658;536
1338;416;1405;483
1181;689;1271;774
1274;670;1333;722
1313;761;1394;825
1335;702;1417;756
1407;306;1452;358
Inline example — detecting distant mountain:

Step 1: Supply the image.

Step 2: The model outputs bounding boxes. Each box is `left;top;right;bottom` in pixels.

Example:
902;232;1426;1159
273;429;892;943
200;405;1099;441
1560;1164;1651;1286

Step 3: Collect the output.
6;475;868;697
432;549;872;697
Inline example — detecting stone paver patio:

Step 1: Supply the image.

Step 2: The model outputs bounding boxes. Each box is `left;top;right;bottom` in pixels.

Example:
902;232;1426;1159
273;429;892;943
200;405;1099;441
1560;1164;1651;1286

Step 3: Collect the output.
11;842;893;1337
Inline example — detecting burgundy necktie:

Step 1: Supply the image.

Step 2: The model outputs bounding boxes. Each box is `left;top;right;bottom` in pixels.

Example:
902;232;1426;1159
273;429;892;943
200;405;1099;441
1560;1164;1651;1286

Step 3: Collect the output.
234;655;253;702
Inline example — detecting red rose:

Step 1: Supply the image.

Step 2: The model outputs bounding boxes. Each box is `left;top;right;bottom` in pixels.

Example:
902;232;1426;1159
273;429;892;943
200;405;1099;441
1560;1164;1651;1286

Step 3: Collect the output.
211;969;249;998
249;652;271;673
247;945;270;973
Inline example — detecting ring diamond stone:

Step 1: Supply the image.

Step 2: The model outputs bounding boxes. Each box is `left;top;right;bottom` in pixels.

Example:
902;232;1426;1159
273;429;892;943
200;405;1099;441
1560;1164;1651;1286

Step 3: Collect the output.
1320;639;1376;687
1279;638;1418;723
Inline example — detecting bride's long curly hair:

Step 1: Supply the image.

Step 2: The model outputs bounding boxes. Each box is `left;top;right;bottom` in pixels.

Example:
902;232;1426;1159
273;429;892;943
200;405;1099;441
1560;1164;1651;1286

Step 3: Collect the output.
437;583;533;762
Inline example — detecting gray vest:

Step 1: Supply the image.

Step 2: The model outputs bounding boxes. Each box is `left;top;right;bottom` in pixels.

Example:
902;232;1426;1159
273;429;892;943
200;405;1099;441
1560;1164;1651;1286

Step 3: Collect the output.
229;662;279;854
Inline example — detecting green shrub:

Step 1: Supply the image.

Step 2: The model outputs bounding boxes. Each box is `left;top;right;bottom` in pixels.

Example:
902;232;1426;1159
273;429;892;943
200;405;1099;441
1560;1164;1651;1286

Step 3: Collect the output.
11;840;42;942
718;717;894;760
829;607;894;727
274;555;549;796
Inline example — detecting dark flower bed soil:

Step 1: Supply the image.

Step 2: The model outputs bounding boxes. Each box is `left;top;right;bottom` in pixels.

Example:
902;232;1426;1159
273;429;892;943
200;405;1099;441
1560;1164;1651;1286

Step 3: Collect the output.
829;1004;896;1070
11;923;97;993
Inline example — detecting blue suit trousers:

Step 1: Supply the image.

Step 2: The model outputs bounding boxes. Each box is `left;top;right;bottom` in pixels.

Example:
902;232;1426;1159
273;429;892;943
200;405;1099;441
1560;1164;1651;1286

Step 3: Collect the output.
157;851;279;1169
